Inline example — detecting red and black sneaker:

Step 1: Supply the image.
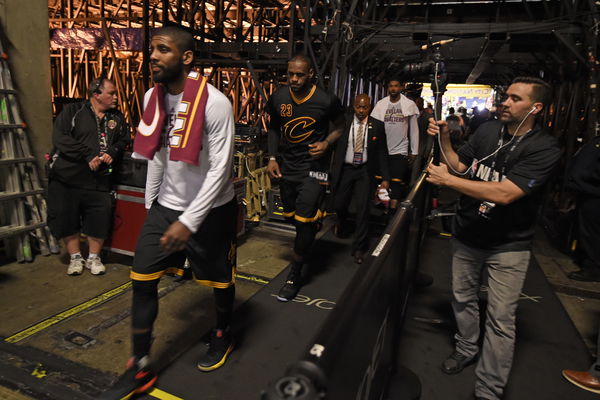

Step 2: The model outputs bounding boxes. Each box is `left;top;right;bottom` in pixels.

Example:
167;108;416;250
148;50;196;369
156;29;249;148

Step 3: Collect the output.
98;357;157;400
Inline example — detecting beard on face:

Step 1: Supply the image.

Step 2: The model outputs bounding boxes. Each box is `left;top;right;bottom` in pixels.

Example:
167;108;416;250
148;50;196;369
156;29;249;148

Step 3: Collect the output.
289;82;307;93
499;108;519;124
152;61;183;83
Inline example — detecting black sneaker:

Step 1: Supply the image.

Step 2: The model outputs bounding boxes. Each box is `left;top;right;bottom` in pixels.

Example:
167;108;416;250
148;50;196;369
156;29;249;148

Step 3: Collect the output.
197;328;234;372
276;267;302;302
197;329;233;372
441;351;474;375
99;357;157;399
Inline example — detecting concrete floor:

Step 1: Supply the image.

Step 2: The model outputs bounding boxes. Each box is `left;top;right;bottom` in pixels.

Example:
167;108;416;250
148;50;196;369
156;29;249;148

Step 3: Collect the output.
533;228;600;356
0;218;597;399
0;224;296;399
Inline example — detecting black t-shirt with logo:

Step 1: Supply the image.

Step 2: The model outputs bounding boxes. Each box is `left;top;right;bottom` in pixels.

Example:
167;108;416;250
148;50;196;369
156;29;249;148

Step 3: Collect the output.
266;85;344;178
454;120;561;251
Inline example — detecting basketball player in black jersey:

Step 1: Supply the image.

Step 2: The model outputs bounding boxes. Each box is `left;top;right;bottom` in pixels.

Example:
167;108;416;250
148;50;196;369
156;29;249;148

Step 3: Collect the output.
266;54;345;302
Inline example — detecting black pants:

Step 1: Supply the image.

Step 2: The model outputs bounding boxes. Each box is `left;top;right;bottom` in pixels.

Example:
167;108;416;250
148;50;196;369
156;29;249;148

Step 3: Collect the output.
578;196;600;273
388;154;410;200
334;164;374;253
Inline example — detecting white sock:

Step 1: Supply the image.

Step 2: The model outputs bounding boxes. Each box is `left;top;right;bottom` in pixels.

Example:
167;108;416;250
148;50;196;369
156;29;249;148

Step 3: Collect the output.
88;253;100;260
137;355;150;369
70;252;82;259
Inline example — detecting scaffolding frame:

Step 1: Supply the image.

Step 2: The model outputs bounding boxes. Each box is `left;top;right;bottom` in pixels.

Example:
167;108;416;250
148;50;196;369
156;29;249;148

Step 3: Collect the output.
48;1;599;144
49;0;303;128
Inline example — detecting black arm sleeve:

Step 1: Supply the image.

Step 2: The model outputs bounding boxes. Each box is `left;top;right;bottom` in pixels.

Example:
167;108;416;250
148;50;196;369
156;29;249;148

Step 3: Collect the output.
266;97;280;156
52;103;96;162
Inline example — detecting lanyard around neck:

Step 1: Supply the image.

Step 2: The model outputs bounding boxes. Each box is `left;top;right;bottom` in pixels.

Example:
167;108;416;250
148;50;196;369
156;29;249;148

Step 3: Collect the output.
490;125;529;175
91;105;109;150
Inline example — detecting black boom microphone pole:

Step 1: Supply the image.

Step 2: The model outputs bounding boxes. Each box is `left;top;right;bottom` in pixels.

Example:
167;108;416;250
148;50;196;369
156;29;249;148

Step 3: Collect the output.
401;40;452;165
429;46;448;166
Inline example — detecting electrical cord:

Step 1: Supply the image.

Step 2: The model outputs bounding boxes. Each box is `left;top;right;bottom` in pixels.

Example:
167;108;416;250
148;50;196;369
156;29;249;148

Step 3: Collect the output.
432;62;534;176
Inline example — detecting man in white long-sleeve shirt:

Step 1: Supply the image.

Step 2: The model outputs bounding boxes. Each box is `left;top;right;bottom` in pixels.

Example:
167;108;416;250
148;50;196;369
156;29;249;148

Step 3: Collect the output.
102;26;237;400
371;78;420;209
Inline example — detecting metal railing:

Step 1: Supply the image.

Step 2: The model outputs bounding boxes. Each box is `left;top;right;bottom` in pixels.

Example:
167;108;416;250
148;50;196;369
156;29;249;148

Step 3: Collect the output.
262;145;435;400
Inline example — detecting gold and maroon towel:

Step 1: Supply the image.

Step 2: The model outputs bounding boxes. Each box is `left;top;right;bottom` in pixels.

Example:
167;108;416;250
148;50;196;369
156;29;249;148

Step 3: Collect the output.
133;70;209;166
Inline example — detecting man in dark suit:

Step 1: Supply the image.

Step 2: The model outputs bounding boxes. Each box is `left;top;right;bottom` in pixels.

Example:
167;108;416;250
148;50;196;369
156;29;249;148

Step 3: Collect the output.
331;94;390;264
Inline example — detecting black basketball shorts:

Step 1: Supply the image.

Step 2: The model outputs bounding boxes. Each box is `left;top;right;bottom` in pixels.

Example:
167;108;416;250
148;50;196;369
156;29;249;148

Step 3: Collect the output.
279;175;326;224
131;198;237;288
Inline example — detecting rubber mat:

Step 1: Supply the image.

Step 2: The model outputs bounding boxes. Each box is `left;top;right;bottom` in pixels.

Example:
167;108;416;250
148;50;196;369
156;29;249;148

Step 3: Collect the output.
388;232;598;400
135;230;361;400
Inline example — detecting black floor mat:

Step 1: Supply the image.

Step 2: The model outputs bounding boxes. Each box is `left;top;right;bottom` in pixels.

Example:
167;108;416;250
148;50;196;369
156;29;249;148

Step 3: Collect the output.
135;230;360;400
128;227;597;400
388;231;597;400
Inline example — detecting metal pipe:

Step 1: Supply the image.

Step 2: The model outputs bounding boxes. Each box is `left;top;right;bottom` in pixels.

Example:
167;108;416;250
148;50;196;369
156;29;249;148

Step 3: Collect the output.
236;0;243;41
162;0;169;24
246;61;268;103
289;1;295;58
142;0;150;92
553;30;589;67
101;19;133;128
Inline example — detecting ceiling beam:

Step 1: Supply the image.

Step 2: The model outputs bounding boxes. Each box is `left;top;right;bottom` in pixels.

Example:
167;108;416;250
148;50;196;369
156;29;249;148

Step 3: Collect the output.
466;35;507;84
312;20;579;37
553;30;588;66
196;41;290;56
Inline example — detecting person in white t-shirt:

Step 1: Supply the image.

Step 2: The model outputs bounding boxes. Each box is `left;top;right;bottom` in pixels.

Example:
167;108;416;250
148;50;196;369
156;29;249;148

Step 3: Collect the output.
371;78;420;209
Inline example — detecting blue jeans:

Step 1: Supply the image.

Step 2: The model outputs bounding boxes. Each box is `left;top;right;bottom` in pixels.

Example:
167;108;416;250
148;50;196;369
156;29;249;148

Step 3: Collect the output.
451;239;530;400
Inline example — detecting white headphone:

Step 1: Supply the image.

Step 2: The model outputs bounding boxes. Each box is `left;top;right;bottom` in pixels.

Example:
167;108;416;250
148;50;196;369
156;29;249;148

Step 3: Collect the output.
440;104;538;176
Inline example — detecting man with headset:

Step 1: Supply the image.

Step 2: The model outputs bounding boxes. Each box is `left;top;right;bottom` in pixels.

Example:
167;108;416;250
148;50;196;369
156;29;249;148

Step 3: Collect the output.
48;75;130;276
426;77;560;400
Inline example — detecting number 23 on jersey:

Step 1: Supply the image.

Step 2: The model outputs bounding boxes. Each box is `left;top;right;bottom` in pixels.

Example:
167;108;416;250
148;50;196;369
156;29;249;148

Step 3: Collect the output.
280;104;292;117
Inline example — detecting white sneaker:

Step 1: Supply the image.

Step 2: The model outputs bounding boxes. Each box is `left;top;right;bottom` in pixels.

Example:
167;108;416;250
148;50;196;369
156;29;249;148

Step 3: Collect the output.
67;257;85;275
86;257;106;275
